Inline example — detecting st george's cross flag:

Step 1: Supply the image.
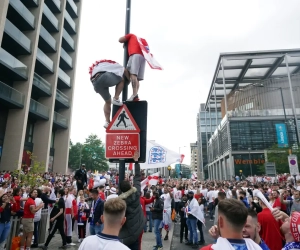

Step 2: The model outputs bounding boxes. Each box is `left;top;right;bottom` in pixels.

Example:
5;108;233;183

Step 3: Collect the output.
137;37;163;70
141;172;160;190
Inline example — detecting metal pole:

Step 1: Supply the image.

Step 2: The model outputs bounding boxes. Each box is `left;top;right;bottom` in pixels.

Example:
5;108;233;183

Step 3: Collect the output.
119;0;131;193
248;148;252;176
279;87;287;122
221;57;233;179
214;83;222;180
285;54;300;144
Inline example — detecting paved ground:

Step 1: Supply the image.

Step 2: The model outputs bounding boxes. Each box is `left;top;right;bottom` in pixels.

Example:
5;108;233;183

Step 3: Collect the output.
36;217;213;250
171;218;215;250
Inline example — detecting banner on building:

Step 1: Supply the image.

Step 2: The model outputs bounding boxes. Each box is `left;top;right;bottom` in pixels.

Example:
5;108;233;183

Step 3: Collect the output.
275;124;288;148
140;141;183;169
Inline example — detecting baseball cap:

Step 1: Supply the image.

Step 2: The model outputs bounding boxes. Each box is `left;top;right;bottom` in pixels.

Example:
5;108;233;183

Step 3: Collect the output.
188;191;194;195
110;187;117;194
291;212;300;242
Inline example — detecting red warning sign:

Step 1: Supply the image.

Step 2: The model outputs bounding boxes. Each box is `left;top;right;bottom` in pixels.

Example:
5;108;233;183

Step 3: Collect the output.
105;133;140;159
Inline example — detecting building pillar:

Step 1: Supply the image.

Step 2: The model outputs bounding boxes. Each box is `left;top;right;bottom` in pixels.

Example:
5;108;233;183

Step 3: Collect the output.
0;2;45;170
53;0;82;173
33;0;67;172
0;0;9;44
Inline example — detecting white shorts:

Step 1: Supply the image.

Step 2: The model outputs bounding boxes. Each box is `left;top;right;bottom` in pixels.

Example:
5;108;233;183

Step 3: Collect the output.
127;54;146;81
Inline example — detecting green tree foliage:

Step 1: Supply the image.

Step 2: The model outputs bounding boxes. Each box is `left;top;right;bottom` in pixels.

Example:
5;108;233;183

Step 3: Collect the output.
13;152;47;187
263;144;300;174
68;134;108;172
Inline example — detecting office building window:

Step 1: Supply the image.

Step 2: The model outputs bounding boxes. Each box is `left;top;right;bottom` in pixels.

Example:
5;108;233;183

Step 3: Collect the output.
25;122;34;143
51;131;55;148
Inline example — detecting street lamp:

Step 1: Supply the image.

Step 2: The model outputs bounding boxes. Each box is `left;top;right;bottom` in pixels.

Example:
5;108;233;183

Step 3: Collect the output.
167;165;171;177
248;148;253;177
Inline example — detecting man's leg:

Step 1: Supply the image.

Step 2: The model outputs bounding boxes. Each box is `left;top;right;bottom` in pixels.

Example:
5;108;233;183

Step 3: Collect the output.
113;79;124;101
130;74;139;97
103;98;112;123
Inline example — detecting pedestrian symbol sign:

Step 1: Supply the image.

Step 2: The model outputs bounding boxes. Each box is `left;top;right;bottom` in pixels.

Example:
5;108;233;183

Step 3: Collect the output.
106;105;140;133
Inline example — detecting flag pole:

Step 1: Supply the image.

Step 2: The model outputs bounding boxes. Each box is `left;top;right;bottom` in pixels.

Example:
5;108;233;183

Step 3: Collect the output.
119;0;131;194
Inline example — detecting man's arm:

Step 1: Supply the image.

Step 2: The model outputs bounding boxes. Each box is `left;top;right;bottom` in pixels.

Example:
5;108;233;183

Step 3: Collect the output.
132;151;141;195
30;203;44;214
119;36;128;43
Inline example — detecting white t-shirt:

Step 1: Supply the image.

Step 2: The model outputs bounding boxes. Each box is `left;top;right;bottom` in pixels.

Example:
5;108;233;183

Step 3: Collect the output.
207;191;215;203
160;193;172;209
34;197;43;222
79;234;130;250
200;188;208;198
173;188;182;202
91;61;124;78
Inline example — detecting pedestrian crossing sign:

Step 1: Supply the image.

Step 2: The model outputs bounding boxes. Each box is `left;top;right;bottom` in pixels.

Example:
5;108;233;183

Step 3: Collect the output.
106;104;140;133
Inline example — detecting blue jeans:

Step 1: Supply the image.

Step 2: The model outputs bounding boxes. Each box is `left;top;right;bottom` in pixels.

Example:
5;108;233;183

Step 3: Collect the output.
33;221;40;244
144;211;153;232
153;219;162;247
0;222;10;244
89;223;103;235
186;218;198;244
208;202;214;220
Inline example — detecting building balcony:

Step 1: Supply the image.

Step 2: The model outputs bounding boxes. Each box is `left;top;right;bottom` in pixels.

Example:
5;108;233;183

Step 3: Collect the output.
20;0;38;8
55;89;70;109
66;0;78;18
62;29;75;52
0;81;25;109
57;68;71;89
60;48;73;70
42;3;59;32
7;0;35;31
39;25;57;53
44;0;61;13
32;73;52;97
0;48;28;81
64;9;76;34
2;19;31;56
29;99;49;120
35;48;54;74
53;111;68;129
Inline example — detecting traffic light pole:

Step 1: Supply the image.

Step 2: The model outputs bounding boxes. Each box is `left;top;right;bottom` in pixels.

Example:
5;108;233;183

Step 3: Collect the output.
119;0;131;193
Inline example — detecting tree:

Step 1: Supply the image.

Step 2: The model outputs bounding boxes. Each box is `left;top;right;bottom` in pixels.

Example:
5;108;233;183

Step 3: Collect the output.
13;152;47;187
68;134;108;172
260;144;300;174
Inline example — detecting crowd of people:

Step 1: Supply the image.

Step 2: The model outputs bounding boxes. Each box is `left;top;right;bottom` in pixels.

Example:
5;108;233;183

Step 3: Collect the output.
1;155;300;250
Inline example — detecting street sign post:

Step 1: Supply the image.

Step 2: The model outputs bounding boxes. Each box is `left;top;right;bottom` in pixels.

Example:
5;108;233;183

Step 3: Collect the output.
106;133;140;158
288;155;299;175
265;162;276;177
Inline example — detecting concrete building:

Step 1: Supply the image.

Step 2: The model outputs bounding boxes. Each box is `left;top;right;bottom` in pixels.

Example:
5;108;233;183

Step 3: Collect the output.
200;49;300;180
0;0;82;173
190;142;198;172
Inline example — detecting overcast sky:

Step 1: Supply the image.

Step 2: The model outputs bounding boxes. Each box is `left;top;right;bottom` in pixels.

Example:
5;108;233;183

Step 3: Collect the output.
70;0;300;165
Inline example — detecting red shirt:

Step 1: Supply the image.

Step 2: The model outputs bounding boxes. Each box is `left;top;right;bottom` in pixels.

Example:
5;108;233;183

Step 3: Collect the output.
258;208;283;250
125;33;146;56
99;191;105;201
23;197;35;219
12;196;21;212
273;197;287;211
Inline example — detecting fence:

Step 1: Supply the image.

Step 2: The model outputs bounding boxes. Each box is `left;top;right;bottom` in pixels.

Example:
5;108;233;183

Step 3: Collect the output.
7;209;49;250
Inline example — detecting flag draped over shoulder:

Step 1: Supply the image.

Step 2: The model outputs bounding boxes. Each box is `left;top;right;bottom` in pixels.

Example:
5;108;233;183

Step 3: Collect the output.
137;37;163;70
188;198;205;225
141;172;159;191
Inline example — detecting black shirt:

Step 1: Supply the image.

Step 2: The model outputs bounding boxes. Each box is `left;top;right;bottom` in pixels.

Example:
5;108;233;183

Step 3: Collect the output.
50;198;65;221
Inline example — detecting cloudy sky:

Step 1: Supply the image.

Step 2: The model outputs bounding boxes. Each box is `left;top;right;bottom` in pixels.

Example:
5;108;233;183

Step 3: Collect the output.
70;0;300;164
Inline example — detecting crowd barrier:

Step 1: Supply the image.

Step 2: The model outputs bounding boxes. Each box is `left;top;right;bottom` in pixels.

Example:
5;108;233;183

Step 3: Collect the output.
7;209;49;250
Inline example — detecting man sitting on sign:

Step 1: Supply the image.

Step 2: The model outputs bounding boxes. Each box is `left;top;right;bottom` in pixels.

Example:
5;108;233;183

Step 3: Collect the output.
89;60;130;128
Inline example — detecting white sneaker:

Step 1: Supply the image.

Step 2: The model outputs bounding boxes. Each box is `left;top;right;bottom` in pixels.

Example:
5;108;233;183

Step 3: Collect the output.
127;94;139;101
112;98;123;106
78;239;82;243
67;243;76;246
104;121;110;128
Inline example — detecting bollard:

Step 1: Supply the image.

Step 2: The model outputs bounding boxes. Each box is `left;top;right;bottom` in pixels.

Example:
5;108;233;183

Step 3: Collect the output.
7;216;21;250
38;209;49;244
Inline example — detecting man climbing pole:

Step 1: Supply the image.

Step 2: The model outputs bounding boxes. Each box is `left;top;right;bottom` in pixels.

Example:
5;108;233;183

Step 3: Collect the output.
118;33;147;102
88;60;130;128
119;33;163;102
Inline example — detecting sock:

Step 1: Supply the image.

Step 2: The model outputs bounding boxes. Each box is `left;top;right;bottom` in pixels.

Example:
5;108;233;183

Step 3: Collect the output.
20;247;24;250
